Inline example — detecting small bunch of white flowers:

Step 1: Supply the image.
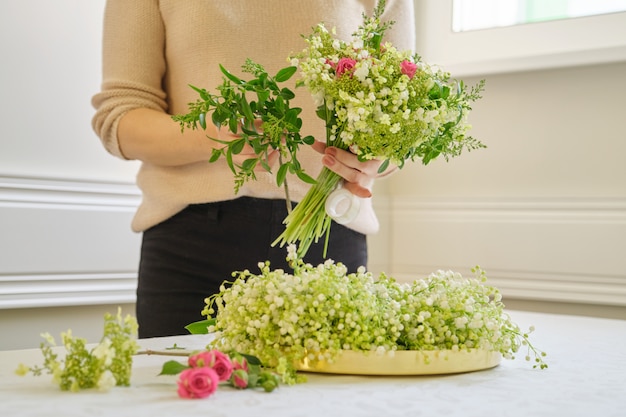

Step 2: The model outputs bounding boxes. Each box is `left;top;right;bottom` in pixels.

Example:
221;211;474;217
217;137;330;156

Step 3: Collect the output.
16;308;139;392
203;249;547;384
204;256;403;384
396;267;546;368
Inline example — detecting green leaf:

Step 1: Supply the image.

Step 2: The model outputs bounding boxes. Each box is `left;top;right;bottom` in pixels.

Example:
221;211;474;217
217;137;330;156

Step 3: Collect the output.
302;135;315;145
429;83;442;100
316;106;328;121
423;149;440;165
219;64;243;85
274;96;285;114
239;96;255;121
274;66;297;82
290;158;301;172
225;149;236;174
250;138;265;154
185;318;215;334
371;32;382;51
377;158;390;174
284;108;302;126
159;360;189;376
241;158;257;171
241;125;259;136
190;85;208;100
189;84;203;94
280;88;296;100
296;170;317;184
198;112;207;130
231;138;246;154
277;163;289;186
259;159;272;172
259;72;269;89
239;353;263;366
209;148;222;163
256;89;270;104
441;85;450;99
211;110;223;129
228;117;239;133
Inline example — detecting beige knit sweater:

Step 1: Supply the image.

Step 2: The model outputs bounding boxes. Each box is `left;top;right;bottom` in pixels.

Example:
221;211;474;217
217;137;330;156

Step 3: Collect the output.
92;0;415;234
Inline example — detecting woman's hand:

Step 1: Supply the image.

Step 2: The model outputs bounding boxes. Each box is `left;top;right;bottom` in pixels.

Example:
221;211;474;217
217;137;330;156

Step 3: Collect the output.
312;141;393;198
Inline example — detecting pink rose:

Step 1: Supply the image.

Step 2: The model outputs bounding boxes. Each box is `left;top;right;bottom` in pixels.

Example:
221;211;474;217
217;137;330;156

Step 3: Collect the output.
211;352;234;382
231;354;249;372
335;57;357;78
177;367;219;399
231;369;249;389
188;350;233;382
400;60;418;79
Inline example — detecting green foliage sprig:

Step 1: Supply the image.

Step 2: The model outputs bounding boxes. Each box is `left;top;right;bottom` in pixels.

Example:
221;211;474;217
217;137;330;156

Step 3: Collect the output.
172;59;317;197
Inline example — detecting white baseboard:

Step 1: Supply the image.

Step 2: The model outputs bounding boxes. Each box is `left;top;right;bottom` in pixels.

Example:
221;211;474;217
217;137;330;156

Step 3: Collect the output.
0;176;141;309
0;272;137;309
3;177;625;309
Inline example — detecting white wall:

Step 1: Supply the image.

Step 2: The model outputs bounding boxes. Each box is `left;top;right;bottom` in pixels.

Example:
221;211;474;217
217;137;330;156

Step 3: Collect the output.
383;61;626;319
0;1;141;350
0;0;139;181
371;0;626;320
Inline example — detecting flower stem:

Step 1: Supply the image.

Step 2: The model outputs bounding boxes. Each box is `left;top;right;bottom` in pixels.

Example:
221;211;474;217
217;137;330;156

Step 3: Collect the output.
272;167;342;258
135;350;190;357
279;153;293;214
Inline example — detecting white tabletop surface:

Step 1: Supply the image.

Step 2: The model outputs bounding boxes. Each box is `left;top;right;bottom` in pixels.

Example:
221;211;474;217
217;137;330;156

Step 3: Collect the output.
1;310;625;417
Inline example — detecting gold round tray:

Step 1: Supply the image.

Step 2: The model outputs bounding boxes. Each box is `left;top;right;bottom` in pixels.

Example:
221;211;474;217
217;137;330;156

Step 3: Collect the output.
296;349;501;375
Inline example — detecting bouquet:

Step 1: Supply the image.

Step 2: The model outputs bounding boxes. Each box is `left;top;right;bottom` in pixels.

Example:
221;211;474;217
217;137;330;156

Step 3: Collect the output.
199;248;547;384
273;2;485;256
173;0;485;257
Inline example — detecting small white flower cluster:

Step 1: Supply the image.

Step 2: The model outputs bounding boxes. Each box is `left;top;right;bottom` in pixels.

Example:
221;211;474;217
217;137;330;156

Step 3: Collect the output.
16;308;139;392
203;252;546;383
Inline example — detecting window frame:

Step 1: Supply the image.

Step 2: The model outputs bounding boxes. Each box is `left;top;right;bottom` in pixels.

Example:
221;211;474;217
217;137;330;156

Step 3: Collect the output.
414;0;626;76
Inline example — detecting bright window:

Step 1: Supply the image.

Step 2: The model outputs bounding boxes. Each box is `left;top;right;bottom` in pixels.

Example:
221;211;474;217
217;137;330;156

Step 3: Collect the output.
453;0;626;31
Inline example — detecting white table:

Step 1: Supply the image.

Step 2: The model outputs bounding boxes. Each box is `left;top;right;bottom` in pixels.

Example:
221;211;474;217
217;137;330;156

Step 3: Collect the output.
1;310;625;417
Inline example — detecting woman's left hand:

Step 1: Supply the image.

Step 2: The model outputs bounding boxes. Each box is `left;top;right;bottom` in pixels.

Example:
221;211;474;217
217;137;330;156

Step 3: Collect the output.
311;141;390;198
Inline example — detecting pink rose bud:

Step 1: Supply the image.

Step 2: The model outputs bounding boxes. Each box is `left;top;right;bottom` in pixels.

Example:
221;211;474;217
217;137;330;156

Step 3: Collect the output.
400;60;418;79
177;367;219;399
231;369;249;389
335;57;357;78
188;351;216;368
231;354;249;372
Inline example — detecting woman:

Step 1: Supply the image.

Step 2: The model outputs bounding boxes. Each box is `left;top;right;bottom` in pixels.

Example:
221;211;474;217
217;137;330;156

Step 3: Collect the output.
92;0;415;338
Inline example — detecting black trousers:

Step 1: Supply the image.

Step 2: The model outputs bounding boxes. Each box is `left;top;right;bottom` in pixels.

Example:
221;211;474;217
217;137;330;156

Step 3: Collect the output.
136;197;367;338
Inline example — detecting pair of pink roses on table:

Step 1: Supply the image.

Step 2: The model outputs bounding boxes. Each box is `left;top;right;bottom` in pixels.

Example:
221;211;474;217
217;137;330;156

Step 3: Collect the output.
177;350;249;399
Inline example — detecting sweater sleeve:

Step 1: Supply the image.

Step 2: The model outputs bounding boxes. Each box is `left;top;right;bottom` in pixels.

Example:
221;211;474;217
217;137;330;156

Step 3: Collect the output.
91;0;168;160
